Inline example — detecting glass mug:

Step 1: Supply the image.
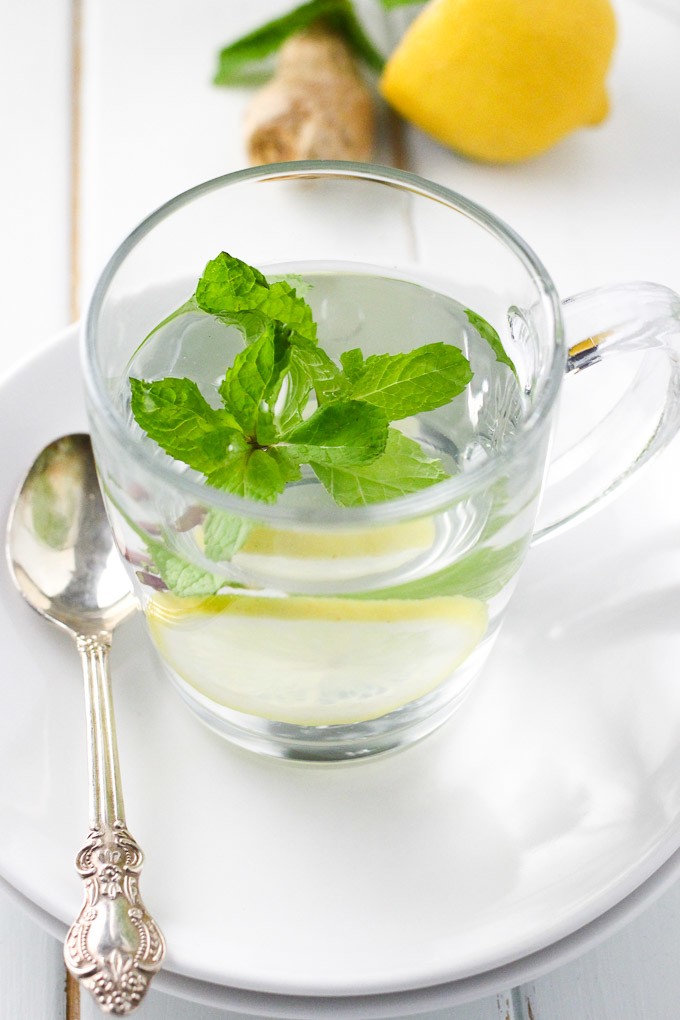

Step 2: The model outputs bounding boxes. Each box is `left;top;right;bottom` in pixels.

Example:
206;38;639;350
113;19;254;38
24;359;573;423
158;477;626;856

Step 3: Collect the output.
82;162;680;762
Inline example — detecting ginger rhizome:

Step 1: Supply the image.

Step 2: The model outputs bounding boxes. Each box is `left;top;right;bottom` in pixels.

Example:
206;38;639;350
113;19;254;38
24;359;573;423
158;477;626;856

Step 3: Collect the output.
243;24;375;164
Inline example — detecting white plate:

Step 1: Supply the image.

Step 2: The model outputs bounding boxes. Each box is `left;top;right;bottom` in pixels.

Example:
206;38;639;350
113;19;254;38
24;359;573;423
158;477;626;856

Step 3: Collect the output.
3;326;680;1016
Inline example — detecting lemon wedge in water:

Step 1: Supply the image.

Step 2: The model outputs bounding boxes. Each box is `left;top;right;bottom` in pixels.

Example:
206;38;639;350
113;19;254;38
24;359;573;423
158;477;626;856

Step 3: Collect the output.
238;518;435;559
231;518;438;583
147;592;487;725
210;517;439;585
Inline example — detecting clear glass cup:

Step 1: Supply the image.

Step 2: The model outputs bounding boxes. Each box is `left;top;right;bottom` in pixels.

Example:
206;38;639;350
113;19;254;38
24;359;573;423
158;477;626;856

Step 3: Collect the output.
82;162;680;762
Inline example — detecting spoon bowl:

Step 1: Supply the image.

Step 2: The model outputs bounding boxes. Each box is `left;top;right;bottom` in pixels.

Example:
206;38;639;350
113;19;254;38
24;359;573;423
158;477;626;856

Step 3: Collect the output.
8;433;136;634
6;433;165;1015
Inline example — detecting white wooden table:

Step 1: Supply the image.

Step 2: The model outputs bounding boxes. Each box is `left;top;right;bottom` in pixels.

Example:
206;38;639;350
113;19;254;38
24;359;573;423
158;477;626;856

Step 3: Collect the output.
2;0;680;1016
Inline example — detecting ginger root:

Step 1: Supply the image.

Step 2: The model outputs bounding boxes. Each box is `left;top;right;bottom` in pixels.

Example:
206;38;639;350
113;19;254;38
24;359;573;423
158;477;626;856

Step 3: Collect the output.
243;24;376;165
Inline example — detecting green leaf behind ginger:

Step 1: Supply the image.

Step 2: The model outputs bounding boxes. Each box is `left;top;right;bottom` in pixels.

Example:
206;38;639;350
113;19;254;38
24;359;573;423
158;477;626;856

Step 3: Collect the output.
213;0;385;86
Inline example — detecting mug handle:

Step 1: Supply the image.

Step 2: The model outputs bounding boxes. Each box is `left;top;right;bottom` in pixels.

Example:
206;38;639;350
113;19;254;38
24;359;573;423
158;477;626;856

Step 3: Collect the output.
533;281;680;543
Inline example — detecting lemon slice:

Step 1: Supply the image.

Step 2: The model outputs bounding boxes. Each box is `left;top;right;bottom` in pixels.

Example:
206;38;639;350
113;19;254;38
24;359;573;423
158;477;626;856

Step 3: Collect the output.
146;591;487;725
213;518;439;585
239;519;435;559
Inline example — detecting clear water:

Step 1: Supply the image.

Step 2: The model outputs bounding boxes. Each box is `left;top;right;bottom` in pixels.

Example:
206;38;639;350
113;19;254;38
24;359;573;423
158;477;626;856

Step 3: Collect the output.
124;266;525;507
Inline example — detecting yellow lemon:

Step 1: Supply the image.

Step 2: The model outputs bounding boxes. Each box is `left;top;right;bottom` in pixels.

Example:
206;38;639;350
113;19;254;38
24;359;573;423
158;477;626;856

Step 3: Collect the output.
147;591;487;725
380;0;616;163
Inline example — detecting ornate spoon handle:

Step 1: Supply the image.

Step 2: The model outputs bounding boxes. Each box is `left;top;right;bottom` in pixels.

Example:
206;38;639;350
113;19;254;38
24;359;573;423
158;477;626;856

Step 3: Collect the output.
64;633;166;1015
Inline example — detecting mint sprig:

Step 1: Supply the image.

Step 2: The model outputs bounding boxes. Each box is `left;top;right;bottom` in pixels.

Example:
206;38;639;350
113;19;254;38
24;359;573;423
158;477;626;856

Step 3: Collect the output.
130;251;516;534
218;324;291;443
195;253;318;344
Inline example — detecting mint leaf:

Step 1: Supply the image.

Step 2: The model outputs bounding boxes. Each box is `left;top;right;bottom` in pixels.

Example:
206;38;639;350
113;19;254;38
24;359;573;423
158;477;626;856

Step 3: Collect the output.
464;309;518;379
289;336;347;404
218;324;291;443
310;428;448;506
214;0;385;86
339;348;365;383
271;273;313;298
203;509;251;561
196;253;317;344
196;252;269;315
206;446;291;503
380;0;424;7
276;353;315;431
148;540;224;597
347;342;472;420
129;377;242;473
284;400;388;467
267;447;304;485
264;281;317;343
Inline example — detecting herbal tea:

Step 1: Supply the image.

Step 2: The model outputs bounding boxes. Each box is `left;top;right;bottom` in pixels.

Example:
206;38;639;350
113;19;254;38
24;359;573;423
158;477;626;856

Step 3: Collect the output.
107;253;537;757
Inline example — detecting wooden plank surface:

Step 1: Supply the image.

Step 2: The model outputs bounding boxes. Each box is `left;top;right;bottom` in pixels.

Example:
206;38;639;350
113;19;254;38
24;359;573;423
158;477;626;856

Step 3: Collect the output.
80;989;517;1020
76;0;396;299
519;879;680;1019
0;0;74;1015
0;0;73;340
0;890;66;1020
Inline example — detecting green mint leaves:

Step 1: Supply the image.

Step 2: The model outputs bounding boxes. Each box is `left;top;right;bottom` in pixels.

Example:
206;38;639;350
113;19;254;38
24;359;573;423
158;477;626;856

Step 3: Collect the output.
130;251;514;519
285;400;388;466
214;0;385;86
464;309;518;379
146;539;226;598
344;343;473;420
129;378;242;475
311;428;449;508
195;254;317;344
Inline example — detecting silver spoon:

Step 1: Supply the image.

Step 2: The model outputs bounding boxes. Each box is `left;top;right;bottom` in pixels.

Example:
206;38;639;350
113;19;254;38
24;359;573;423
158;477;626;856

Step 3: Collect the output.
6;433;165;1015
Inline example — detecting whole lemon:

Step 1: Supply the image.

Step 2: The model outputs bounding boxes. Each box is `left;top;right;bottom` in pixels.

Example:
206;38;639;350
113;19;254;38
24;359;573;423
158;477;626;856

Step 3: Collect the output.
379;0;616;163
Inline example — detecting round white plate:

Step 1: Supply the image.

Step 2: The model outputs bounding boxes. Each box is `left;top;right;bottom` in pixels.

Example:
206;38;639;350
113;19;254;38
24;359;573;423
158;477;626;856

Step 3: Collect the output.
3;326;680;1016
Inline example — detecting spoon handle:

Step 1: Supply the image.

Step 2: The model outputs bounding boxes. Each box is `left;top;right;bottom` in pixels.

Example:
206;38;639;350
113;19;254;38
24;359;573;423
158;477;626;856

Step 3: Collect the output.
64;633;166;1015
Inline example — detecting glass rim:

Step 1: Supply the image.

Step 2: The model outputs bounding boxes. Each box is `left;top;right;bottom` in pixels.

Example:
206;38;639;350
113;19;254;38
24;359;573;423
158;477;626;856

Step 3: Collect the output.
82;160;565;526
